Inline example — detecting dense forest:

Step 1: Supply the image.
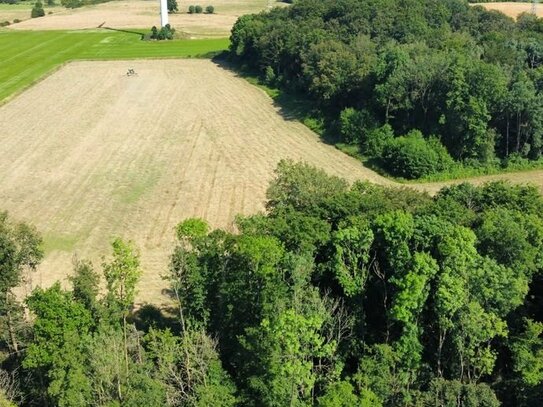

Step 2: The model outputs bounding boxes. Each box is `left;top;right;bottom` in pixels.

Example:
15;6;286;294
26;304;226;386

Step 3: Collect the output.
1;161;543;406
230;0;543;178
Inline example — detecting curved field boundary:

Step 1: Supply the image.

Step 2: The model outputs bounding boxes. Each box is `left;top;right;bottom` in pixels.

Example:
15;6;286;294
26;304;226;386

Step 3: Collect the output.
0;30;229;105
2;59;543;304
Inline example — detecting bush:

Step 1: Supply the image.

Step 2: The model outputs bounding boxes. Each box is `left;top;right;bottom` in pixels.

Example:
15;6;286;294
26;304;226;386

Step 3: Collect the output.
381;130;453;179
0;21;10;27
167;0;177;13
150;23;175;40
205;5;214;13
13;19;21;23
338;108;375;145
188;5;195;13
363;124;394;157
31;1;45;18
195;5;203;13
263;66;276;86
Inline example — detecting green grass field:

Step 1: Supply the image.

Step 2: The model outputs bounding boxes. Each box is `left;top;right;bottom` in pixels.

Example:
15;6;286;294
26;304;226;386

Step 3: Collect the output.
0;30;229;102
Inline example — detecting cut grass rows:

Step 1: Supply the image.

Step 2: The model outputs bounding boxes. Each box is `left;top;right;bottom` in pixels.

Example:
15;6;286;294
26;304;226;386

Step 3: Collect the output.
0;30;229;102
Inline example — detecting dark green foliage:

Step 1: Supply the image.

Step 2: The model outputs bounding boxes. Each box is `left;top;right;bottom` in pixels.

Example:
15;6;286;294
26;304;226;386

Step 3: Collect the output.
60;0;112;8
381;130;454;178
69;259;100;312
167;0;177;13
511;318;543;387
150;23;175;40
363;124;394;156
339;108;376;145
30;1;45;18
195;5;203;14
229;0;543;178
266;159;348;215
419;379;500;407
188;5;195;14
205;5;214;14
4;162;543;406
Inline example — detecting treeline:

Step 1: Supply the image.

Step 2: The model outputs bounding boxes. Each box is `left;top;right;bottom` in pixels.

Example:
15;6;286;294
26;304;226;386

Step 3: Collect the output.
230;0;543;178
60;0;112;9
2;161;543;406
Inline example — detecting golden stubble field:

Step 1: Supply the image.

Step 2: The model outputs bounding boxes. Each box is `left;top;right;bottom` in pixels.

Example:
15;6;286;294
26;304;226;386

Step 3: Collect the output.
0;59;392;305
475;2;543;18
4;0;284;37
2;59;543;305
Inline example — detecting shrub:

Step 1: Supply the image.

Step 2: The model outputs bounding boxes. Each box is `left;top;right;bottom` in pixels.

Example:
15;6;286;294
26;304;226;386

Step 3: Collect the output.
188;5;195;13
338;108;375;145
381;130;453;179
31;1;45;18
363;124;394;157
263;66;276;86
195;5;203;13
167;0;177;13
205;5;214;13
0;21;10;27
302;116;324;134
150;23;175;40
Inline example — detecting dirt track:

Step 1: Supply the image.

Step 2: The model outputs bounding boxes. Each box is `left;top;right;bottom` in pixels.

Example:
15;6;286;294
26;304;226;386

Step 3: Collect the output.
2;59;543;304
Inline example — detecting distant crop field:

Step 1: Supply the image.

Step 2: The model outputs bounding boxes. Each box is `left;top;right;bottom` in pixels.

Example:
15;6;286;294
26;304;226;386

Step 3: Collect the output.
473;2;543;18
0;59;389;305
0;30;228;102
1;0;283;35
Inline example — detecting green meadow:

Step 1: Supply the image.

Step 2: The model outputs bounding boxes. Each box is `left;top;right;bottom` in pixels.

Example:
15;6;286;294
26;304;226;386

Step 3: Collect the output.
0;30;229;102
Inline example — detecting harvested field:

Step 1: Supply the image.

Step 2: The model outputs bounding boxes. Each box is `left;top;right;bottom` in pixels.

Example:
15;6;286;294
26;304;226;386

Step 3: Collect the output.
0;59;391;305
4;59;543;305
474;2;543;18
5;0;284;37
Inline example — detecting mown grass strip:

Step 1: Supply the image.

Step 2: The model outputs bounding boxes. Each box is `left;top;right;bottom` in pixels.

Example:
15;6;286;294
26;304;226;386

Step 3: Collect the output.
0;30;229;102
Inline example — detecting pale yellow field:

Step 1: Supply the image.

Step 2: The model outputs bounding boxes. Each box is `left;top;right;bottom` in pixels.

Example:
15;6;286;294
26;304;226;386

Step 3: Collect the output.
474;2;543;18
3;0;284;37
0;59;391;305
3;59;543;305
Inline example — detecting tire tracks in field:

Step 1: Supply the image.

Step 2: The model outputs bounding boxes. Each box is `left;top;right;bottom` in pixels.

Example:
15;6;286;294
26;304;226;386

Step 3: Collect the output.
2;59;543;306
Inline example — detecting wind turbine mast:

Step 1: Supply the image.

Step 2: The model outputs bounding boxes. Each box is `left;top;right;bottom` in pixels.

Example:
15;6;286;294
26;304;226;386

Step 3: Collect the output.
160;0;169;27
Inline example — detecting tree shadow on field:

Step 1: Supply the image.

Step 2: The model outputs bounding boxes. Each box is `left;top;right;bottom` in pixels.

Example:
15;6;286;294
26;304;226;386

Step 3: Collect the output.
101;26;146;40
130;303;181;333
211;53;325;130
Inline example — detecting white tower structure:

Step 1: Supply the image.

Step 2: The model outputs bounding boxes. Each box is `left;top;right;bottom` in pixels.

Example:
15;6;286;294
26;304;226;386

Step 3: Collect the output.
160;0;169;27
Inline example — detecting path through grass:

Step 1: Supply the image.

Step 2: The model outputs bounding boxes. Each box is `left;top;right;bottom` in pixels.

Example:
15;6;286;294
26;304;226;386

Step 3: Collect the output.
0;29;229;102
